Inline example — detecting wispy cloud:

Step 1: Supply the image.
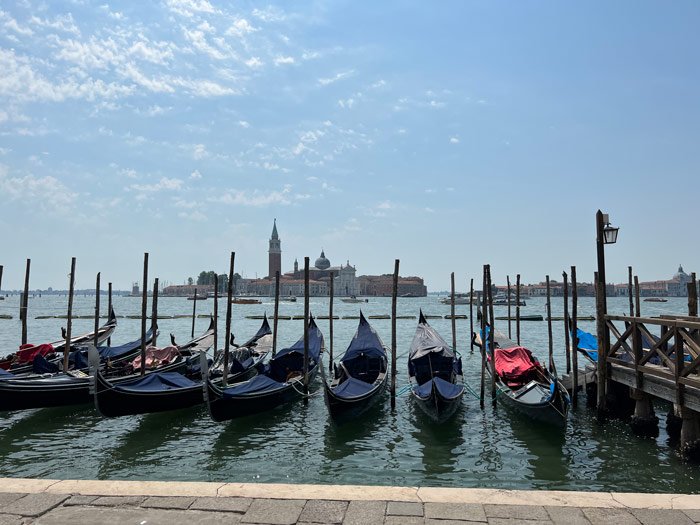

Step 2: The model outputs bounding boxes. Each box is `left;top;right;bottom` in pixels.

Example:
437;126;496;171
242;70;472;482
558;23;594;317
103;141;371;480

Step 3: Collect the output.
318;70;354;86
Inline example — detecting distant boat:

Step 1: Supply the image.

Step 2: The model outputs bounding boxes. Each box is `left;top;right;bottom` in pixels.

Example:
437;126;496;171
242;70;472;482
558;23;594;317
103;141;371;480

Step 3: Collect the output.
439;294;472;305
280;296;297;302
231;298;262;305
643;298;668;303
187;294;208;301
341;295;367;303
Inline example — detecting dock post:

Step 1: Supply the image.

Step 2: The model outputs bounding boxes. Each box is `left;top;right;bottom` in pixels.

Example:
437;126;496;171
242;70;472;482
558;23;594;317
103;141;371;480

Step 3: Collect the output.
630;319;658;436
479;265;487;409
303;257;310;398
93;273;101;349
191;287;197;338
627;266;634;317
222;252;235;387
469;278;474;353
515;274;521;345
595;269;608;418
546;275;554;373
391;260;399;410
486;265;496;405
634;275;641;317
507;275;512;340
152;278;159;347
563;271;571;375
140;253;148;376
688;276;698;317
21;259;30;345
450;272;456;351
329;271;334;371
107;282;113;346
571;266;579;408
680;406;700;462
64;257;76;372
272;271;279;358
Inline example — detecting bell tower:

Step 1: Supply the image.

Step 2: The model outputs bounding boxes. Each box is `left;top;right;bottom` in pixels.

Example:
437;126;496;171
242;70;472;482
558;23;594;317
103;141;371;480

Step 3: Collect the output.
268;219;281;278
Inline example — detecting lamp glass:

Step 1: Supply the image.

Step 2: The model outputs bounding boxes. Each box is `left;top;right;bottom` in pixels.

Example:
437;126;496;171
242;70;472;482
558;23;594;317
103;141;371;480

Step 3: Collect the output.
603;226;619;244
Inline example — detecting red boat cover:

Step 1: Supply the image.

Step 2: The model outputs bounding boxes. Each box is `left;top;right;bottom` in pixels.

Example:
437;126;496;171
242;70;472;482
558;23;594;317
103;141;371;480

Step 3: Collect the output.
15;343;55;364
130;346;180;372
494;346;538;384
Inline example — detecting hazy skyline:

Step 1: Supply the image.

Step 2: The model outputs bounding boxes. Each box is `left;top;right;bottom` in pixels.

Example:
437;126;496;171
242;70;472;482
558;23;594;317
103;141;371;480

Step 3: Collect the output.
1;1;698;291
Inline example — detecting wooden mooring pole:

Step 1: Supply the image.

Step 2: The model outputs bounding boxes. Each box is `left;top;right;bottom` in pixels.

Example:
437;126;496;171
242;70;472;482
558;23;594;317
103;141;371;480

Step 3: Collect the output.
93;273;100;349
479;265;487;409
223;252;235;387
634;275;641;317
627;266;634;317
213;274;219;358
515;274;521;346
107;282;113;346
140;253;148;376
571;266;579;408
450;272;456;352
469;278;474;353
64;257;76;372
21;259;30;345
563;271;571;375
595;269;607;415
272;271;279;358
546;275;554;373
507;275;512;340
391;260;399;409
303;257;310;398
689;273;698;317
152;278;159;347
329;271;334;371
191;287;197;338
486;264;496;404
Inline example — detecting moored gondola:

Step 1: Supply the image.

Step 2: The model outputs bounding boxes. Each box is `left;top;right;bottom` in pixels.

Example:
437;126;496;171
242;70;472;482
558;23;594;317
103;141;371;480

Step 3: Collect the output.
408;311;464;423
92;316;272;417
0;319;215;413
203;316;324;421
323;312;387;419
0;307;118;375
478;326;569;427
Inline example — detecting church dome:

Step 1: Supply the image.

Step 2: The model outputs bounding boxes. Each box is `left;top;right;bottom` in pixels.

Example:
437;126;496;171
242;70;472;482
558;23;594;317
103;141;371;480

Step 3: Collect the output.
314;250;330;270
674;264;689;281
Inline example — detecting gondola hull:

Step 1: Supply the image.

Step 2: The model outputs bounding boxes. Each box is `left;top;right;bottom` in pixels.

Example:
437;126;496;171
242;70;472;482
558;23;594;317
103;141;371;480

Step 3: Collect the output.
0;360;187;412
206;365;319;421
494;376;569;427
324;373;387;420
410;385;462;423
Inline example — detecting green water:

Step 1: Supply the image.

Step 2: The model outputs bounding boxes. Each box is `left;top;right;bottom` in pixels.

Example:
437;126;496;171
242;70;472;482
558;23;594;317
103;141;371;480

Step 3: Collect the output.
0;294;697;492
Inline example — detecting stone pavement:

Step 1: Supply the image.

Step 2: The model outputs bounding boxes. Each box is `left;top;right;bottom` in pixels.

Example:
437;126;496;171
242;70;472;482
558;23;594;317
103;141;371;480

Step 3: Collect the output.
0;478;699;524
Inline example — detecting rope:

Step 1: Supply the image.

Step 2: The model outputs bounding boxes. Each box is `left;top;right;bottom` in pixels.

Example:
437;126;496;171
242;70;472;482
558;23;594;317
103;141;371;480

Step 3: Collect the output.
289;379;322;398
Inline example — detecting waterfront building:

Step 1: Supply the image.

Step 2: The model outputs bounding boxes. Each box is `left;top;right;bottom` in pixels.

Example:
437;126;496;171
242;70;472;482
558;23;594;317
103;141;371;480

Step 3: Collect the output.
268;219;281;279
357;275;427;297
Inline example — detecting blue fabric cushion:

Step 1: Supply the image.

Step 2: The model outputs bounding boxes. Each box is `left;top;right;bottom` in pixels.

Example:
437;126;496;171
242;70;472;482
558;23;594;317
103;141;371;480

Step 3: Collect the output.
332;377;374;398
115;372;197;392
414;377;463;400
222;374;284;397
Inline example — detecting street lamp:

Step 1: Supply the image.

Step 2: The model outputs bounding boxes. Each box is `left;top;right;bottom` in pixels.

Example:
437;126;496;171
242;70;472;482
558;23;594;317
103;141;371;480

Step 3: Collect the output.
595;209;620;416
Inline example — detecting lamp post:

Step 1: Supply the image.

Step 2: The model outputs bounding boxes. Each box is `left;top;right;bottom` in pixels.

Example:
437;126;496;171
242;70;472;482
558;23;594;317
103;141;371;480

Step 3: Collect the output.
595;209;619;416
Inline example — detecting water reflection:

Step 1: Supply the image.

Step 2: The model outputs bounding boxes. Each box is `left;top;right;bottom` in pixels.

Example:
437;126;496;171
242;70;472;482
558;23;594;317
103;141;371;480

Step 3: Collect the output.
409;401;465;481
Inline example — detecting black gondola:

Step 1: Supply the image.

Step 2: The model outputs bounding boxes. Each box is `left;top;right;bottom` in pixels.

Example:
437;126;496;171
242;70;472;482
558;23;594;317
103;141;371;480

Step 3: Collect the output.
0;320;215;413
203;316;324;421
408;311;464;422
323;312;387;419
479;326;569;427
0;307;119;375
93;316;272;417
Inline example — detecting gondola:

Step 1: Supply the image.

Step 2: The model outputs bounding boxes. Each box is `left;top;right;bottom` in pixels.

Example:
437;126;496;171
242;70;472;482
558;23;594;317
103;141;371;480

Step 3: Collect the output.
477;326;569;427
0;307;118;374
323;312;387;419
203;316;324;421
93;316;272;417
0;320;215;412
408;311;464;422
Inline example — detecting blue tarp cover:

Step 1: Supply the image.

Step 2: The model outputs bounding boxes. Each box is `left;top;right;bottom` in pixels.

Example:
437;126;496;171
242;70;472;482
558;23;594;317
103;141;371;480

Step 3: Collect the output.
332;376;375;398
409;311;454;359
97;330;153;359
340;314;386;363
273;318;323;362
115;371;197;392
414;377;463;400
222;374;284;397
0;368;14;377
33;354;60;374
576;328;598;361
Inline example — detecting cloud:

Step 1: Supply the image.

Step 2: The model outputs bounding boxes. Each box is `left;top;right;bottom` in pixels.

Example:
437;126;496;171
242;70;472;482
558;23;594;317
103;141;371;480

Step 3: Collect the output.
192;144;208;159
238;120;250;128
318;70;354;86
29;14;80;36
251;7;286;23
128;177;184;192
245;57;264;69
226;18;257;38
165;0;216;17
209;186;302;207
178;210;207;221
274;55;295;66
120;168;138;179
449;137;459;144
0;164;77;213
190;169;202;179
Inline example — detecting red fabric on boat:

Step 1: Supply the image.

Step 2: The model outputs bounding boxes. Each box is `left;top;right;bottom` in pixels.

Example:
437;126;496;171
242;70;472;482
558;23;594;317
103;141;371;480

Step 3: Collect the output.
494;346;539;384
15;343;55;364
130;346;180;372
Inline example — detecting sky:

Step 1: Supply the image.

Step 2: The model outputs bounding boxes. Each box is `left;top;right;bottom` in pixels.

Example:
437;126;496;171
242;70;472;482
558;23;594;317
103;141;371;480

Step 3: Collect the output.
1;1;699;292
